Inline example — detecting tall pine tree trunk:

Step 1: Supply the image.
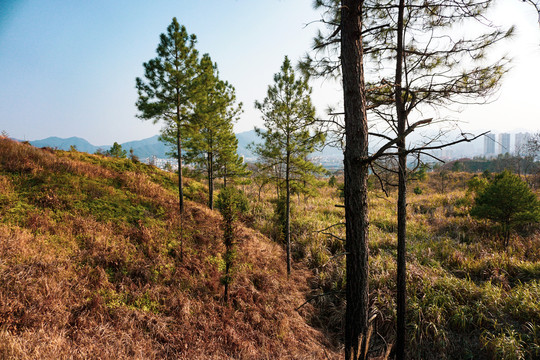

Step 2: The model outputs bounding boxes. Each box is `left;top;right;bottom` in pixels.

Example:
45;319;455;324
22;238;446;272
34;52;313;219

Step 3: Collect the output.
341;0;370;358
285;150;291;277
395;0;407;357
396;153;407;360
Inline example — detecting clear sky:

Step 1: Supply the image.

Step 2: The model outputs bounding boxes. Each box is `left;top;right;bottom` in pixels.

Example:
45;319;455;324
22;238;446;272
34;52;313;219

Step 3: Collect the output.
0;0;539;145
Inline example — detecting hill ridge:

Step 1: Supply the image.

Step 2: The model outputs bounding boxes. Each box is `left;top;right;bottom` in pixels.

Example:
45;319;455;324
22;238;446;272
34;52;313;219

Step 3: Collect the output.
0;137;338;359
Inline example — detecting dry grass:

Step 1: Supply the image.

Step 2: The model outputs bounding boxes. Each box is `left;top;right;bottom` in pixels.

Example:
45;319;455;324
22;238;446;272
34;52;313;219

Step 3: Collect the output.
0;139;339;359
244;170;540;359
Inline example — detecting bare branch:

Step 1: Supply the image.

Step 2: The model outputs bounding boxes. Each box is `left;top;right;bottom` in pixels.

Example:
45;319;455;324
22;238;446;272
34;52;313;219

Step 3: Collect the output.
406;131;488;154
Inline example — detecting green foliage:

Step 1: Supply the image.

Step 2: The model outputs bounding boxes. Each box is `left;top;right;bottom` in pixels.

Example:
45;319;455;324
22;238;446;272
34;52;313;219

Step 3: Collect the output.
252;56;326;274
413;186;422;195
328;175;337;187
252;56;326;197
183;54;248;195
129;148;139;163
216;186;248;301
467;175;488;197
481;328;526;360
135;17;200;210
246;169;540;358
412;164;429;181
216;187;249;218
183;180;208;204
252;56;325;229
106;142;127;158
471;170;540;246
135;18;198;129
337;183;345;200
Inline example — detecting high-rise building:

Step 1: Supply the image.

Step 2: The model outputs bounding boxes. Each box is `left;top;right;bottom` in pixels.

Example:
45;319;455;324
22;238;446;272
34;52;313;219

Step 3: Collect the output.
498;133;510;154
484;133;495;157
515;132;531;154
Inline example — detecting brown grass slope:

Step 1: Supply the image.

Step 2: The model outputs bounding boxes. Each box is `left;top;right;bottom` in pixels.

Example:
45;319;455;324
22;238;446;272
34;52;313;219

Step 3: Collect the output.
0;138;338;359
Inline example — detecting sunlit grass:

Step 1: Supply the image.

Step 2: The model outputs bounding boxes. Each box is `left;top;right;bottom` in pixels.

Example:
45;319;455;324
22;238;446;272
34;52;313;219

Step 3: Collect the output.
245;170;540;358
0;138;340;359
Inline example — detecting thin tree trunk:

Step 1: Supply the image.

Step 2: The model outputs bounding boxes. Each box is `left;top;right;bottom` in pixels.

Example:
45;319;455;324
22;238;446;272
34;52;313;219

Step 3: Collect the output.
177;128;184;213
174;58;184;263
341;0;370;358
223;211;234;303
395;0;407;358
396;154;407;360
286;149;291;277
208;151;214;210
224;261;230;302
177;128;184;263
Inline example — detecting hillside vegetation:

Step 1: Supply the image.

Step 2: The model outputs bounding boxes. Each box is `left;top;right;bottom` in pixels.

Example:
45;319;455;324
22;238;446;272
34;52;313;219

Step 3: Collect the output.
0;138;337;359
244;170;540;359
2;137;540;359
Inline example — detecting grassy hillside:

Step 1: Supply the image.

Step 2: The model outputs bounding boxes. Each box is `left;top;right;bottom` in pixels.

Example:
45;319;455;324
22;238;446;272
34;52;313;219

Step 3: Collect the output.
0;138;338;359
2;136;539;359
245;172;540;359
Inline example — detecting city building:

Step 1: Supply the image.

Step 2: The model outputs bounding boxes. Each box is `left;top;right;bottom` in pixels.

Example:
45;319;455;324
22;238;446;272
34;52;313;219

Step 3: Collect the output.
498;133;511;155
484;133;495;157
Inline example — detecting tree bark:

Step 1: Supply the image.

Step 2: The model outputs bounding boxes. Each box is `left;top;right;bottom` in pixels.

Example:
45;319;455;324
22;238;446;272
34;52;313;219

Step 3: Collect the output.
341;1;370;358
286;148;291;277
395;0;407;358
396;152;407;360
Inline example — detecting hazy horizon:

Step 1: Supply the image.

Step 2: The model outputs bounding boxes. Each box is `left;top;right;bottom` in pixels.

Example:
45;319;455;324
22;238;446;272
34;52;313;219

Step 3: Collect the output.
1;0;539;145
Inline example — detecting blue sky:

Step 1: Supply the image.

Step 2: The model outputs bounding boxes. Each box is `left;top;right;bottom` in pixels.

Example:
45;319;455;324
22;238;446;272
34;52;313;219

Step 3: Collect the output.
0;0;539;145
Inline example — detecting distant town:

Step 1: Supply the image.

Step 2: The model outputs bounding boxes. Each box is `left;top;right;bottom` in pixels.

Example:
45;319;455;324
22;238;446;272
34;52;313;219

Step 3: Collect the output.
483;132;533;157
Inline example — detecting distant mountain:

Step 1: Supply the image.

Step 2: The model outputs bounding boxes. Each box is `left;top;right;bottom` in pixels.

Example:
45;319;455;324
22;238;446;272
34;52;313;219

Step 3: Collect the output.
25;135;168;159
23;130;346;167
120;135;169;159
235;129;344;161
29;137;103;154
235;130;258;158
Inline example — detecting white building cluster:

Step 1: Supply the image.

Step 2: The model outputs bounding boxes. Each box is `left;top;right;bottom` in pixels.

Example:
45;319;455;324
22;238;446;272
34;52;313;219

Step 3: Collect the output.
483;132;533;157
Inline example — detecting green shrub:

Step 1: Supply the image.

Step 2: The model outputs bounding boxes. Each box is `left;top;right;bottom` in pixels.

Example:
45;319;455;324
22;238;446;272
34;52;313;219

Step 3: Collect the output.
216;186;248;302
328;175;337;187
470;170;540;247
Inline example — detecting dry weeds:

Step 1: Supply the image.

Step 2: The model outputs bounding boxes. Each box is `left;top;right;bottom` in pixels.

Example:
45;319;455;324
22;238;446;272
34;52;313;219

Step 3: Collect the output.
0;139;339;359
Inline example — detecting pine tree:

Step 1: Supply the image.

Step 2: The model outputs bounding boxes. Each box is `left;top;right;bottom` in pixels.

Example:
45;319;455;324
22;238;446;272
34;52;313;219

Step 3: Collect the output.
214;129;250;188
306;1;515;356
362;2;513;356
105;142;127;158
135;18;199;213
216;187;249;303
471;170;540;247
253;56;325;276
183;54;245;209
